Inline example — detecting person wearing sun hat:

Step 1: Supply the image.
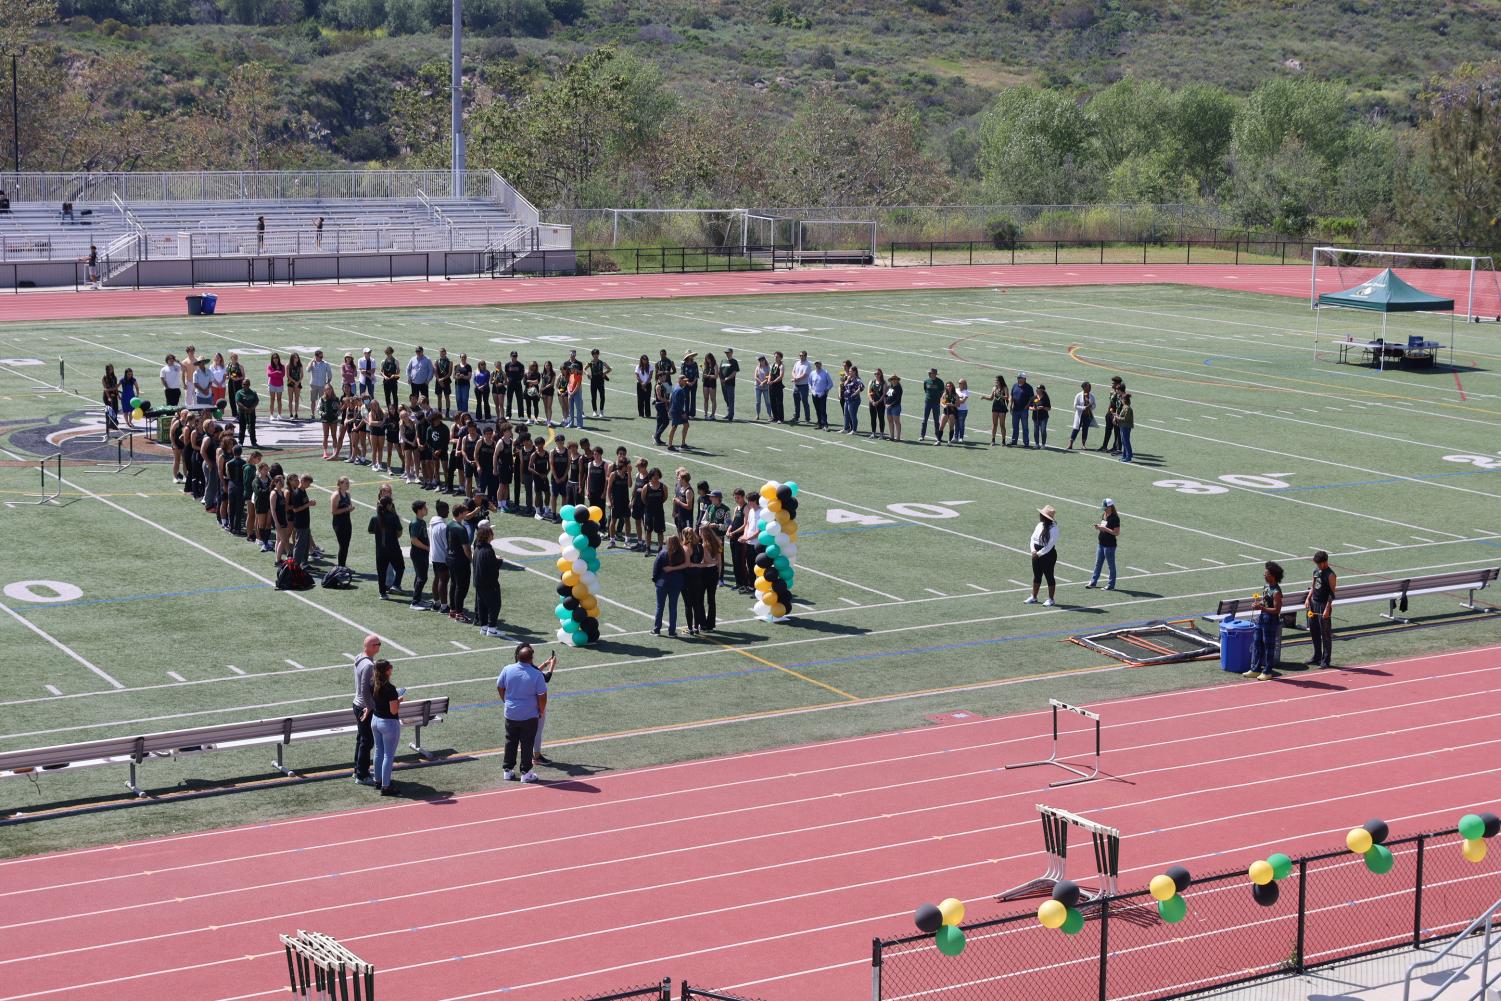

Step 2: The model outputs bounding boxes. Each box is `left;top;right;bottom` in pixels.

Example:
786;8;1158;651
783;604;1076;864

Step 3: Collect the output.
1026;504;1060;606
1085;498;1120;590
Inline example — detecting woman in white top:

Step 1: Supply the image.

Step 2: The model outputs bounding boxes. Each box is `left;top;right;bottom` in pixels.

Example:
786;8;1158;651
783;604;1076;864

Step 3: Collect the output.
209;353;228;405
955;379;971;443
754;356;771;421
1067;381;1096;450
635;355;653;418
1026;504;1060;607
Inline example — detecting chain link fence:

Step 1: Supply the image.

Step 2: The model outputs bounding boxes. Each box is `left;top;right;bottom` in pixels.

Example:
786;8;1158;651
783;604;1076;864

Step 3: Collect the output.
874;828;1501;1001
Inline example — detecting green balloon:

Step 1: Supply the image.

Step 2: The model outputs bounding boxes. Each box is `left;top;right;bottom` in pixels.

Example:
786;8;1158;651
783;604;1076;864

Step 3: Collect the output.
765;544;781;559
1459;814;1486;841
1267;853;1293;882
935;925;966;957
561;618;579;633
1157;896;1187;924
1061;907;1085;935
1364;844;1395;875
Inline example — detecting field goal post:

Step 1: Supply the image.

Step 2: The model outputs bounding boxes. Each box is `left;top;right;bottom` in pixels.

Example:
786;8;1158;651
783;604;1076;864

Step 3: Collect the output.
794;219;878;265
1311;246;1501;323
282;930;374;1000
998;804;1121;906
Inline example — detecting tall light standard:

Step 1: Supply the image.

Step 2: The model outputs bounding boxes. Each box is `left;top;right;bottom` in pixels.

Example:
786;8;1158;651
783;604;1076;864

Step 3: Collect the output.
4;51;18;182
450;0;464;198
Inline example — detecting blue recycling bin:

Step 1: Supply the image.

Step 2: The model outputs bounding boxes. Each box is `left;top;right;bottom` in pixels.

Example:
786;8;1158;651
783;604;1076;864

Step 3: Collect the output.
1218;618;1256;673
201;293;218;315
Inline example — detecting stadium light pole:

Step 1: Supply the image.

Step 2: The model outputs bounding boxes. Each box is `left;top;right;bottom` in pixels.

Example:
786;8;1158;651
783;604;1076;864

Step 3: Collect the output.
450;0;464;198
6;52;17;182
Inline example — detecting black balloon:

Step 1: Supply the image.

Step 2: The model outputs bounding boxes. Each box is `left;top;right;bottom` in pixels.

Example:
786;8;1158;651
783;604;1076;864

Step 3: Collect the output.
571;608;588;622
1051;879;1081;909
1252;881;1280;907
1166;865;1192;894
563;597;580;609
776;486;791;503
556;583;572;597
1483;812;1501;839
914;903;943;934
1362;818;1390;845
755;554;773;568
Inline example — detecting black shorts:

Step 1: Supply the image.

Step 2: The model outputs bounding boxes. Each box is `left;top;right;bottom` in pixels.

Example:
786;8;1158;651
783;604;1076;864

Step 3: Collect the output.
645;507;666;533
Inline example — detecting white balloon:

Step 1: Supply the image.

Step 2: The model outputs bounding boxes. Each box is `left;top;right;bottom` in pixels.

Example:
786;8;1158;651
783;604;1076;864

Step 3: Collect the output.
774;532;790;546
581;572;600;590
758;496;770;507
556;627;570;643
571;559;587;575
783;543;797;557
557;532;573;547
559;546;579;562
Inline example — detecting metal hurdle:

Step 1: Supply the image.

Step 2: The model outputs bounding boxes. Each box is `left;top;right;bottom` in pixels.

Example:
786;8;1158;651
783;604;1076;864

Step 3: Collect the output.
281;930;374;1001
998;803;1121;905
11;452;63;507
1005;699;1103;787
83;431;136;474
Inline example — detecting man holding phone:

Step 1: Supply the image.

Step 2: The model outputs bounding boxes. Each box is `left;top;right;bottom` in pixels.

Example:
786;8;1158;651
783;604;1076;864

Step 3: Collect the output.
497;644;555;783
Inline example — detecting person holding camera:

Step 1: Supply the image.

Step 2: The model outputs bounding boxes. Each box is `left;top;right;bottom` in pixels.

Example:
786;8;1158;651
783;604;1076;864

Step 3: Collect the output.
497;645;554;783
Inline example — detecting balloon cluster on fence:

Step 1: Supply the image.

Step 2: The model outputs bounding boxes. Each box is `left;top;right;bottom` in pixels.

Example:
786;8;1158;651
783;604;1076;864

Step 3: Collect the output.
553;504;604;647
1037;879;1087;935
127;396;154;422
751;481;799;622
1458;811;1501;863
914;897;967;956
1344;818;1394;874
1148;865;1192;923
1246;851;1294;906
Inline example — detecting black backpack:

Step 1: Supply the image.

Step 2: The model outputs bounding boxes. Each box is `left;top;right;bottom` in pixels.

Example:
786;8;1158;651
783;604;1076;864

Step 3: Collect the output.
275;559;314;591
321;566;355;589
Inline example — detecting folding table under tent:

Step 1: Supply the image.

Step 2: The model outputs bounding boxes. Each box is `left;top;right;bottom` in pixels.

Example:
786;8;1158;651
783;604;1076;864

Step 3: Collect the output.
1315;268;1455;369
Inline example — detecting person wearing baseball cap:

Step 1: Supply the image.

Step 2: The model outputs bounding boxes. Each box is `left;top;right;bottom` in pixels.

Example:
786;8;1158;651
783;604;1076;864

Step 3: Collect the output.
1009;372;1035;447
1086;498;1120;590
1026;504;1060;607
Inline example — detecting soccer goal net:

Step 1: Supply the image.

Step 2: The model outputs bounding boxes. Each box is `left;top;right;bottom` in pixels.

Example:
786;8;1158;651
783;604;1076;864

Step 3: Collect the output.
791;219;879;265
1311;247;1501;322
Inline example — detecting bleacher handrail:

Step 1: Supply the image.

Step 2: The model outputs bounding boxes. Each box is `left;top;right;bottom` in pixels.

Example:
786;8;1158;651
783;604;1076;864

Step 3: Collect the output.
3;170;514;204
489;168;540;230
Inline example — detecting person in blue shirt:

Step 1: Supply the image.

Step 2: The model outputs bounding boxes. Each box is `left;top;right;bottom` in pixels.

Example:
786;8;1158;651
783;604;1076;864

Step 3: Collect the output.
667;375;692;451
1008;372;1035;448
809;360;833;430
406;346;434;401
496;644;555;782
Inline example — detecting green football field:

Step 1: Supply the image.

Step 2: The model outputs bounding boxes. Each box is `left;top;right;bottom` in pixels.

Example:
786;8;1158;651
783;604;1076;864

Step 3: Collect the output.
2;284;1499;858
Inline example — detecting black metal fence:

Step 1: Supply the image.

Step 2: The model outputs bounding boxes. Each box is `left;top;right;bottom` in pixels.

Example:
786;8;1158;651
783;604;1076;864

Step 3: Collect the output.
550;979;762;1000
448;246;785;279
889;239;1501;268
872;828;1501;1001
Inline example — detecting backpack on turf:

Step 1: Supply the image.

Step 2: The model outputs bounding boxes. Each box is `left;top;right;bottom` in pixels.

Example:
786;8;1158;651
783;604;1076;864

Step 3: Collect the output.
321;566;355;589
275;559;314;591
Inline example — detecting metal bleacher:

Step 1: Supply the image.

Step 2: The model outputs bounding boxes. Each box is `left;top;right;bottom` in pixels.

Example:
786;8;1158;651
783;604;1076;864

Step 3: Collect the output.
0;169;568;286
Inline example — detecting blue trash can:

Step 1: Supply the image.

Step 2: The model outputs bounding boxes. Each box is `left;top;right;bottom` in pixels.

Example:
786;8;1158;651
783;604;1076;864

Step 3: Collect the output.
201;293;218;315
1218;618;1256;673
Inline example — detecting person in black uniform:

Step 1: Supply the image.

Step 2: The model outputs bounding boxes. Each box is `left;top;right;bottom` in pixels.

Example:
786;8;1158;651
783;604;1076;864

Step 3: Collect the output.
719;349;740;422
529;436;550;521
472;523;503;636
446;502;472;621
652;374;671;446
630;458;650;548
549;436;570;520
642;468;668;554
1303;551;1337;669
587;349;611;418
476;426;497;505
493;426;513;511
681;353;700;418
607;452;632;546
423;412;449;490
566;441;585;508
503;352;525;418
368;494;403;598
586;445;608;513
331;476;354;567
225;446;246;535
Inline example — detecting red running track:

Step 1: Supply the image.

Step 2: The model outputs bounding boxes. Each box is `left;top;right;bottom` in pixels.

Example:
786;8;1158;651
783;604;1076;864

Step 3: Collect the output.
0;264;1333;323
2;644;1500;1001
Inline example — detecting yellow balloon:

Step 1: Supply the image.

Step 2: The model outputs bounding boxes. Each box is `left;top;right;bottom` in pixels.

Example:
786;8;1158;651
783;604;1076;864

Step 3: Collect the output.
1464;838;1488;863
556;557;572;572
572;584;590;600
1149;874;1177;902
767;499;782;513
755;582;773;595
754;566;766;578
562;572;579;587
760;484;777;500
588;505;603;523
1346;828;1373;855
937;897;965;926
1038;899;1067;929
770;603;786;618
1248;860;1274;886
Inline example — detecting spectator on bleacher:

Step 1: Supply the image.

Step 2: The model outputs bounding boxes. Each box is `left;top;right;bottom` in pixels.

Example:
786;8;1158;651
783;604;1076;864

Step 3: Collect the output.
357;348;376;399
435;348;454;417
1303;552;1336;669
0;189;9;212
236;376;260;447
497;645;551;783
340;353;357;397
286;352;304;420
308;349;332;402
266;353;285;419
1026;504;1060;607
351;634;381;786
59;200;71;219
1247;561;1285;681
407;346;433;401
455;353;473;415
119;368;139;428
160;353;183;408
256;215;266;252
192;357;213;406
314;216;324;250
86;245;99;288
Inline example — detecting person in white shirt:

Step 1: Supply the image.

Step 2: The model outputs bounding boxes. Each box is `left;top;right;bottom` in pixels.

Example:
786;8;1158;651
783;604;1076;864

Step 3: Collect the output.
160;353;183;407
1068;381;1096;450
191;358;214;406
790;351;812;424
357;348;377;399
1026;504;1060;607
209;353;228;405
955;379;971;442
308;350;332;400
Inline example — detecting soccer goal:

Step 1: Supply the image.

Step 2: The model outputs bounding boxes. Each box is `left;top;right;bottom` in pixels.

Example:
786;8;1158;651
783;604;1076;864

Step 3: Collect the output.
792;219;878;265
605;208;750;251
1310;247;1501;323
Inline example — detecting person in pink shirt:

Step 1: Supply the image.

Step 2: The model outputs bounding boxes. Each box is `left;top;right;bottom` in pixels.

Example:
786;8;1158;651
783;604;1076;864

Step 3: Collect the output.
266;352;286;418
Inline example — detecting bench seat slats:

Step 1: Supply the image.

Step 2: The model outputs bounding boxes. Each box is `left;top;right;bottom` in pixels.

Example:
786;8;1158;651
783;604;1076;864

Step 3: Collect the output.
1205;568;1496;622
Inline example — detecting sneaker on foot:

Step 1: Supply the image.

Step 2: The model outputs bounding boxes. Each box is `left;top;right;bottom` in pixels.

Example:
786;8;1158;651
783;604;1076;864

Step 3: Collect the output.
1043;598;1055;607
519;772;539;784
503;769;517;781
1257;673;1275;681
1024;596;1038;604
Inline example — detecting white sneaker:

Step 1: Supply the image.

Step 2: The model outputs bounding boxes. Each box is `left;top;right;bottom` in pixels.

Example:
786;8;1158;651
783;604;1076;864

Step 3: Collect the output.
502;769;515;781
520;771;539;784
1044;598;1055;607
1024;596;1038;604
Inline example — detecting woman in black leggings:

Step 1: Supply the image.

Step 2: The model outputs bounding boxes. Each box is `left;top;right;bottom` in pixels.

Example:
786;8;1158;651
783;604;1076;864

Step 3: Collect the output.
1027;505;1059;607
681;527;705;636
330;476;354;568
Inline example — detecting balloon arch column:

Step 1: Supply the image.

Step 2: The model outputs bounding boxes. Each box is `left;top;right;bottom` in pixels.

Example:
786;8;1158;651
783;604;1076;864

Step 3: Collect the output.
553;504;605;646
751;481;799;623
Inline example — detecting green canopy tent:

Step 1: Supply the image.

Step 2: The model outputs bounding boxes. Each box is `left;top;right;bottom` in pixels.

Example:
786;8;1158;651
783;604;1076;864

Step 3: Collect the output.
1315;268;1455;368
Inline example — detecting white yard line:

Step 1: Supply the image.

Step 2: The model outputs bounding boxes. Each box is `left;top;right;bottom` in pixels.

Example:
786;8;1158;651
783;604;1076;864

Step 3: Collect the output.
0;602;125;690
166;671;186;683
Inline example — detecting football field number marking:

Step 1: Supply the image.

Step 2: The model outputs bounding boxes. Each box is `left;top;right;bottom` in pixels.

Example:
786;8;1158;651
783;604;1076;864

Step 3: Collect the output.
4;580;83;603
1443;453;1501;471
718;325;808;335
825;501;970;525
1154;474;1293;495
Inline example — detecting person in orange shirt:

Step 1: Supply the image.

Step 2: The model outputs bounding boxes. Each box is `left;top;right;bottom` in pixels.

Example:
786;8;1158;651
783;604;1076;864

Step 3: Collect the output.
565;364;585;429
